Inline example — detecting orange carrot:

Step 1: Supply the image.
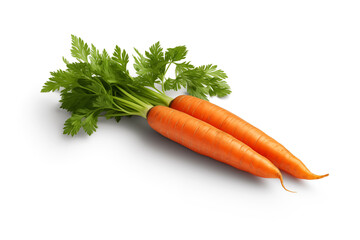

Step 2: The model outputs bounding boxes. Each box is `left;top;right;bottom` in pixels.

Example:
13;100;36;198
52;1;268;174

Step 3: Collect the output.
147;105;293;191
170;95;328;180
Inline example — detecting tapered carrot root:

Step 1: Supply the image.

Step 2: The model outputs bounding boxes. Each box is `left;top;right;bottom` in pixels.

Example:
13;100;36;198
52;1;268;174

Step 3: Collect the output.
170;95;328;180
147;106;292;191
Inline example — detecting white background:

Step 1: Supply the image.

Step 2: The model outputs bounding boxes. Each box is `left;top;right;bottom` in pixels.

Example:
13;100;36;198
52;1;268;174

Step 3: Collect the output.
1;0;359;239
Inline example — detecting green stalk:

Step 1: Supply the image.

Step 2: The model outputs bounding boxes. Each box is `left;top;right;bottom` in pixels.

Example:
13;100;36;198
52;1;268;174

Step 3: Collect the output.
116;86;152;108
134;86;173;106
112;95;153;119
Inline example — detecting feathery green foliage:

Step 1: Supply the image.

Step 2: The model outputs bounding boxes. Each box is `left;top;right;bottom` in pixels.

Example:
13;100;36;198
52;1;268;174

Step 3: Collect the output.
42;35;230;136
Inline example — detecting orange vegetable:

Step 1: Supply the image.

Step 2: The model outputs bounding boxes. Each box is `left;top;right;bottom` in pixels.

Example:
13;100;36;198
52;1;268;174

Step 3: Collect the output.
170;95;328;180
147;105;293;192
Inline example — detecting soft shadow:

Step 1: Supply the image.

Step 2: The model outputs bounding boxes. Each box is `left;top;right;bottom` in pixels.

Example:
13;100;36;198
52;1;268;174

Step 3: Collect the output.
38;93;266;190
112;116;265;189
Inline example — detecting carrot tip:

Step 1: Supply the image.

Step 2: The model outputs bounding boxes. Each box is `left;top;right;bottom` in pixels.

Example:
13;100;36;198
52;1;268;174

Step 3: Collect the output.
307;173;329;180
279;175;296;193
316;173;329;179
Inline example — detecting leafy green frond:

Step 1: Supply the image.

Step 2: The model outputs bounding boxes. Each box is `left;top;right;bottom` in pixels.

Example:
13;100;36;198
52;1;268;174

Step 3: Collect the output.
164;77;186;91
146;42;166;76
89;44;102;74
133;49;156;87
60;89;97;112
166;64;231;100
66;62;92;78
41;80;61;92
71;35;90;62
208;80;231;97
187;85;209;100
175;61;194;76
88;45;126;84
199;64;228;79
112;45;129;71
62;57;70;65
89;44;101;62
41;70;72;92
93;94;113;109
82;112;99;135
63;111;99;136
182;68;210;100
132;42;169;89
146;42;164;63
102;48;110;60
133;75;156;88
165;46;188;62
63;113;83;136
133;48;149;74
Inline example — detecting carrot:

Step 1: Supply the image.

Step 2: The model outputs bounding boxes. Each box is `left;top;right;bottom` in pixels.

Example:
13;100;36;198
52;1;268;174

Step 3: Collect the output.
147;105;293;192
170;95;328;180
44;36;313;191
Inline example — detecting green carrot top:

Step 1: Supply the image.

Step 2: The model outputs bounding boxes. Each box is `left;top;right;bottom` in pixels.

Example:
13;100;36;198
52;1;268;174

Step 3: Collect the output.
41;35;230;136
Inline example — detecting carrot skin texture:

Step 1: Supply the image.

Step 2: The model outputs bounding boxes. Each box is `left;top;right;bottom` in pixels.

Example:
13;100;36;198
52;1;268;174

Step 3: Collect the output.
170;95;328;180
147;106;284;180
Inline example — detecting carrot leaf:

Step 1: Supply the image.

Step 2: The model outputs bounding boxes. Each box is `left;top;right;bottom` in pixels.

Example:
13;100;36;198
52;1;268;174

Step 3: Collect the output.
70;35;90;63
112;45;129;72
165;46;188;61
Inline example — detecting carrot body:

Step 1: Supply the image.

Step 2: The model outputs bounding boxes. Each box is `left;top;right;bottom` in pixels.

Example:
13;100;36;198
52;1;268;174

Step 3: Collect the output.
147;105;291;190
170;95;328;180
